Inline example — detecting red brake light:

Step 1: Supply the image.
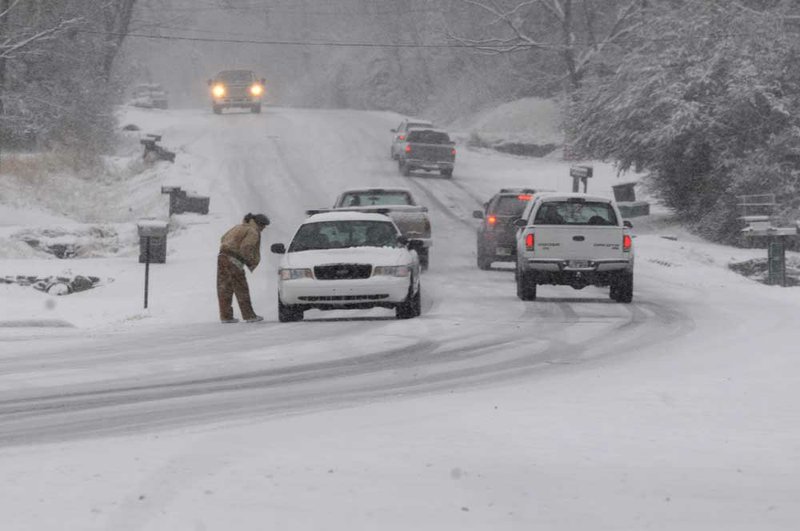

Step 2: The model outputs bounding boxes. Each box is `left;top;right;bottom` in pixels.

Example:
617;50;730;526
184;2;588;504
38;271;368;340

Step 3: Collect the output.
398;134;405;140
487;215;497;225
623;234;632;251
525;233;534;250
404;144;411;153
451;148;457;156
518;194;532;201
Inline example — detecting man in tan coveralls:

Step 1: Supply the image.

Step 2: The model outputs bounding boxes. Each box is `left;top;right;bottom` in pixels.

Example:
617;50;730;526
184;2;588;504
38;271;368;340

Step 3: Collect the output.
217;213;270;323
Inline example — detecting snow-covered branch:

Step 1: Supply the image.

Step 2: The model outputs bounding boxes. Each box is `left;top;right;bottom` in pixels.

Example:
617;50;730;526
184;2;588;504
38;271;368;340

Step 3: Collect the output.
0;17;82;60
449;0;645;88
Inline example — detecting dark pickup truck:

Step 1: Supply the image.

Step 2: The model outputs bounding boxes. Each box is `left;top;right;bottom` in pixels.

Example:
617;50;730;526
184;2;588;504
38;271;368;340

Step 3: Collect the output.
397;129;456;178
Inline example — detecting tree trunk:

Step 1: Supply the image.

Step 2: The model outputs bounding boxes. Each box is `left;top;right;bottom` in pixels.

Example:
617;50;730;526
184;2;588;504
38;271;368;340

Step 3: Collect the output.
560;0;581;90
0;0;11;116
101;0;137;81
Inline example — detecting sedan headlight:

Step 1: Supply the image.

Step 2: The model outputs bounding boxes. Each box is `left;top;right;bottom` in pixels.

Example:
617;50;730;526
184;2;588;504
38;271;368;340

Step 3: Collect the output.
211;84;226;98
373;265;410;277
280;268;313;280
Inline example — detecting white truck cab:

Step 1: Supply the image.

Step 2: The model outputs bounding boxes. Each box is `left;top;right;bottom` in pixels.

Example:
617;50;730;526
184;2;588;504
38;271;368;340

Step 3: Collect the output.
515;193;634;302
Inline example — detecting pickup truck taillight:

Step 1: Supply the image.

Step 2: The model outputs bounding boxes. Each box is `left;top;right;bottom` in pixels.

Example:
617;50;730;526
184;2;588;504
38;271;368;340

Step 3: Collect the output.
623;234;632;252
525;233;534;250
451;148;457;156
404;144;411;153
398;135;405;140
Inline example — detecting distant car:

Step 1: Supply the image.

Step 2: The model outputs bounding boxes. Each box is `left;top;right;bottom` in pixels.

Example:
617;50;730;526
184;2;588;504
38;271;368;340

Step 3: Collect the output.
330;187;432;270
271;211;423;322
515;193;635;302
397;128;456;178
390;118;434;160
473;188;539;270
130;83;168;109
208;70;265;114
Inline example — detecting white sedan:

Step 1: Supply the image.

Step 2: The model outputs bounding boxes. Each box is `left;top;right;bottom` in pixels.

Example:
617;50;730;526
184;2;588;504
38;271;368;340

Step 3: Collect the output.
271;212;423;322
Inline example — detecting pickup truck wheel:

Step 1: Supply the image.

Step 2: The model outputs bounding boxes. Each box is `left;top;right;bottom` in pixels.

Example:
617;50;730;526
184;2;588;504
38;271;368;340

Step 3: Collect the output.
212;105;222;115
477;253;492;270
278;297;304;322
440;168;453;178
399;160;411;176
516;269;537;301
396;283;421;319
612;272;634;303
251;104;262;114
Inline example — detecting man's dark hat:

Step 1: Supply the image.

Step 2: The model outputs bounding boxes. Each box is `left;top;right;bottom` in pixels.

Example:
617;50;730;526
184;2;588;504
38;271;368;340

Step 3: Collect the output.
252;213;270;226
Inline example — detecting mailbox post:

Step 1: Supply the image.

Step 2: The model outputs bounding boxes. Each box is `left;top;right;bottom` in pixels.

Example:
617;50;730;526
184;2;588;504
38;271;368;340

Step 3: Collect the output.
137;219;169;308
570;165;593;193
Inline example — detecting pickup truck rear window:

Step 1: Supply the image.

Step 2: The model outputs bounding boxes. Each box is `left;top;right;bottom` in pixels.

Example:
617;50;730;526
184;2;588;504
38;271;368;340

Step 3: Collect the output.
339;191;413;207
533;201;618;226
406;130;451;144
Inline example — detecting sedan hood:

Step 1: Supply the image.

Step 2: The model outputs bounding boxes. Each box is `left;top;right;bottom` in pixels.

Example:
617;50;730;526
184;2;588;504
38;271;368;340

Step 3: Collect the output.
281;247;412;269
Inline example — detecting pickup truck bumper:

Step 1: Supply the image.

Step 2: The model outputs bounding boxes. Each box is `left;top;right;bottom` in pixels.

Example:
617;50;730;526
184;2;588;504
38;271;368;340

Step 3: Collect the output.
521;258;633;287
404;159;454;171
213;97;260;108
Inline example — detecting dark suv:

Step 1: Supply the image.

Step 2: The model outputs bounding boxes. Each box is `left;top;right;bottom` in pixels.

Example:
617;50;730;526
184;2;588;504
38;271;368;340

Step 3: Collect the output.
473;188;538;270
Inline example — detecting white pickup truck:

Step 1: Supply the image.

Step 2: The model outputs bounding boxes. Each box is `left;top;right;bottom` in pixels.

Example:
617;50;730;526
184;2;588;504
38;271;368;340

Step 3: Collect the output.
514;193;634;302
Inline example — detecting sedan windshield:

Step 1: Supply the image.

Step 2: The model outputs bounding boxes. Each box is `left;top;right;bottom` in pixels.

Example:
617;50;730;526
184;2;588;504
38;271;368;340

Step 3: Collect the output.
289;221;400;251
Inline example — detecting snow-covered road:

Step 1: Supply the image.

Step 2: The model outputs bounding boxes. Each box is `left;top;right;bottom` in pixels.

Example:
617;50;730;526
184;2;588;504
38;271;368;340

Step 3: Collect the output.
1;107;798;530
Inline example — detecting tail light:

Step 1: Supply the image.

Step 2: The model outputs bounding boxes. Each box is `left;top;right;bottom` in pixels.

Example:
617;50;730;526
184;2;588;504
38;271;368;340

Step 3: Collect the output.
398;134;405;140
623;234;632;252
405;144;411;153
518;194;532;201
487;215;497;226
525;233;534;250
451;148;457;156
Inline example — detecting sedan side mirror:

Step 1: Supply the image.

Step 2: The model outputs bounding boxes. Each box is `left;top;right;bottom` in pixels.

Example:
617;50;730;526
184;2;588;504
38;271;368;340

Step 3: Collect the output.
270;243;286;254
473;210;484;219
623;220;633;229
514;218;528;228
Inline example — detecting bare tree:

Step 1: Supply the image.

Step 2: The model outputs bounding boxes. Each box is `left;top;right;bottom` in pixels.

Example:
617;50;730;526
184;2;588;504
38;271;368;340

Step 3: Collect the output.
448;0;646;89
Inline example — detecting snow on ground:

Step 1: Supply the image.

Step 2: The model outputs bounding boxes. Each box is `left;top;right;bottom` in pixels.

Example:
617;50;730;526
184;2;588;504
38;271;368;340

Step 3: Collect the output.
0;104;798;530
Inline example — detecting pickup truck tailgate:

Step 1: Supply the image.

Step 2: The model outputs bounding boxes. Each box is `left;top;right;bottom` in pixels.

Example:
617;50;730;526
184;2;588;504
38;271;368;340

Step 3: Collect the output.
532;226;625;260
407;143;454;162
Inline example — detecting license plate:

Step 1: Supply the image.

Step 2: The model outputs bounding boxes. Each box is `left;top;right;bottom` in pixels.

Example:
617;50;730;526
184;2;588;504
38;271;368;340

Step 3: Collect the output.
496;247;511;256
568;260;591;268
